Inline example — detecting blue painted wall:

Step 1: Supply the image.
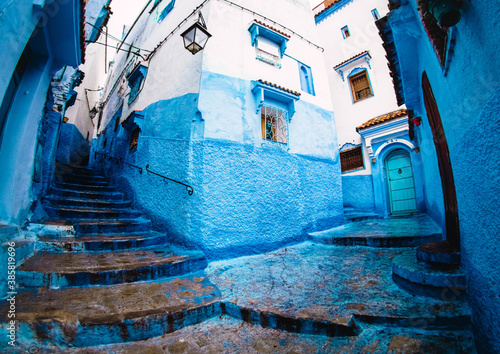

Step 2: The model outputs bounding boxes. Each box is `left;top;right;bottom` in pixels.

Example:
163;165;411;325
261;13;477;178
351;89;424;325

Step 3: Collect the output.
387;0;500;351
342;175;374;212
92;72;344;260
56;123;91;166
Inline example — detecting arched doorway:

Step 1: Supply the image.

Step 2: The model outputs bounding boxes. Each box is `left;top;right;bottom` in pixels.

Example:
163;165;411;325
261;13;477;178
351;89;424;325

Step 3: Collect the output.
385;149;417;215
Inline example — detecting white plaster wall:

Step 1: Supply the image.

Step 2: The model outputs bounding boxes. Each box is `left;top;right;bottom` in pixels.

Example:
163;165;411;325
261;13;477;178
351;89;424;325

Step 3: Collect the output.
203;0;332;111
98;0;206;133
195;0;337;159
65;43;107;141
317;0;404;175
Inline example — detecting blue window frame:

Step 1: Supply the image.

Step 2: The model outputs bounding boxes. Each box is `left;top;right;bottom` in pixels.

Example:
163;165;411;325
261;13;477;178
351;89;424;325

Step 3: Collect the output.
127;64;148;104
341;26;350;39
371;9;380;20
298;63;315;96
152;0;175;22
248;22;289;59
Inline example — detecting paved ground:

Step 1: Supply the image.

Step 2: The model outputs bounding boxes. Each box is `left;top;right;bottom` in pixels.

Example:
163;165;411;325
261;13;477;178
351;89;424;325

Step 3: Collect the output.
309;215;443;247
2;216;477;352
8;316;474;353
207;242;470;328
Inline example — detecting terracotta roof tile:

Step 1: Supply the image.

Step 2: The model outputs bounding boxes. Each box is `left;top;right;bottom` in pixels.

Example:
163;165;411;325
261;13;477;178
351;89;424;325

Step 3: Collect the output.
315;0;343;18
334;51;370;69
256;80;301;96
80;0;87;64
356;109;408;131
253;20;291;38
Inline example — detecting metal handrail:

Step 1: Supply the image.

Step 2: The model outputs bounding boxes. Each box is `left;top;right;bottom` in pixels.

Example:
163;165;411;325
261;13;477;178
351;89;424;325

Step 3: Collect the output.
119;157;143;174
145;164;194;195
94;152;143;174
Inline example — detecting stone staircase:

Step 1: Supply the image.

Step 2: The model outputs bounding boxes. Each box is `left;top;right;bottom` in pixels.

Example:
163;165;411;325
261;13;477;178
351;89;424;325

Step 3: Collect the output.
0;165;221;348
343;206;379;222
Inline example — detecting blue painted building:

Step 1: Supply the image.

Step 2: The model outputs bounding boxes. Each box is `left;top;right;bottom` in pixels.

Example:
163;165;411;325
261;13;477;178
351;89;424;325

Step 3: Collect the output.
91;0;344;259
0;0;85;226
315;0;427;219
378;0;500;352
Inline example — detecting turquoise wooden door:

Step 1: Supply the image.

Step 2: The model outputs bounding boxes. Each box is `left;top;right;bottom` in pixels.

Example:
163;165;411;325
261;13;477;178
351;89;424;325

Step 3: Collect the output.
385;150;417;215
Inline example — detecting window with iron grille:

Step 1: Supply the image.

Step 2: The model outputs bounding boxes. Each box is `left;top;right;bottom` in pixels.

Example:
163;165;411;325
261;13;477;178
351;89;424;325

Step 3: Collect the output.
340;146;364;172
260;104;288;145
349;70;373;103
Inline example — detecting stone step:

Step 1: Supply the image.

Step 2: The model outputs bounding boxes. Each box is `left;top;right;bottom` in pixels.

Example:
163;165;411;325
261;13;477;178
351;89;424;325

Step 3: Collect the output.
0;275;220;347
17;248;208;288
56;175;109;185
392;254;466;290
222;302;359;337
74;217;152;235
54;181;116;192
44;206;142;220
39;232;169;253
344;212;379;222
55;173;108;183
309;216;443;248
51;187;124;201
44;196;132;210
416;241;461;265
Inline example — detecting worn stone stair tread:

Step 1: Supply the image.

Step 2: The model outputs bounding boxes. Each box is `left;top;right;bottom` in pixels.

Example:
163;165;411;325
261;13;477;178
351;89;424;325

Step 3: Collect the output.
0;275;220;346
54;181;115;190
17;247;208;287
221;302;359;337
416;241;461;265
44;206;142;220
39;231;169;252
45;196;131;209
309;215;442;247
392;254;466;289
51;187;124;200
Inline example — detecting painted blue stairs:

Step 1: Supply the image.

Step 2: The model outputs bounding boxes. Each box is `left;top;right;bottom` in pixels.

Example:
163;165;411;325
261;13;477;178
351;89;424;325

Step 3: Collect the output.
0;165;222;347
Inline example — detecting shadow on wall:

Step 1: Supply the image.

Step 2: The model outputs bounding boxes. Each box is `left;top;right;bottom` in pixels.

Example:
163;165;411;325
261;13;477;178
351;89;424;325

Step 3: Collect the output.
56;123;90;166
453;89;500;354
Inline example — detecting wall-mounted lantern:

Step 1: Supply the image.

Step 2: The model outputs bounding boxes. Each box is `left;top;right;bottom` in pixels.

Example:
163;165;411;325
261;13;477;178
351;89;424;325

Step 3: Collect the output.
180;12;211;55
412;116;422;126
428;0;462;27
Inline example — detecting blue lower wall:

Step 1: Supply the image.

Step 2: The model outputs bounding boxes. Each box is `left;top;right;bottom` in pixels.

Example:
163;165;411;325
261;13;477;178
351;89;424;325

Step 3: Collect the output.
452;90;500;354
92;91;344;260
56;123;90;166
342;174;374;211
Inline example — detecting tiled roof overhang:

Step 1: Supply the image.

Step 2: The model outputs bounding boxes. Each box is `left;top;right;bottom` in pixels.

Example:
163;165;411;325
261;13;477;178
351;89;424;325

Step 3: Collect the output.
376;16;404;106
357;109;408;131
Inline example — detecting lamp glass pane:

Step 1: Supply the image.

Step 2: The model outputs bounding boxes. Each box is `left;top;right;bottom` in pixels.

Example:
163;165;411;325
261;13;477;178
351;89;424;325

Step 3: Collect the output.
183;27;196;48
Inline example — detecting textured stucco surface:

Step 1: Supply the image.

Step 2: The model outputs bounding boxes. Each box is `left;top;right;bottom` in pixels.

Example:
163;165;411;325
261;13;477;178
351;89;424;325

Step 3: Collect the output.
342;174;374;211
93;90;343;260
387;0;500;351
453;90;500;354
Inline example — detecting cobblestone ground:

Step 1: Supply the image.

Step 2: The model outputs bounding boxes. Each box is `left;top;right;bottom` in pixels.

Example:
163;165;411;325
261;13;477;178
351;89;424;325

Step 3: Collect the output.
5;242;476;353
13;315;474;353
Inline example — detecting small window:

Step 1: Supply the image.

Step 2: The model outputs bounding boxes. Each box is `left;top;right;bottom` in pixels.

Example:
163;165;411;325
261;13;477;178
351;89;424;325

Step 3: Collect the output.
341;26;350;39
127;64;148;104
256;38;281;68
261;105;288;145
129;128;140;152
371;9;380;20
103;138;107;148
349;70;373;102
340;146;364;172
114;116;121;132
299;64;315;96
